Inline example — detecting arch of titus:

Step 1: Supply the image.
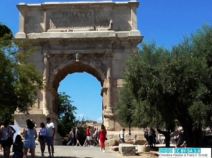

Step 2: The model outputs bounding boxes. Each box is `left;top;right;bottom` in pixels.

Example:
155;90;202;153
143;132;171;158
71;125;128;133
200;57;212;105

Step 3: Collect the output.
15;1;142;130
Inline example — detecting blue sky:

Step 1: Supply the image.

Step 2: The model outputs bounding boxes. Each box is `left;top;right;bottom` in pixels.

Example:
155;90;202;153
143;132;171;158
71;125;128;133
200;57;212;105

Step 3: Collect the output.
1;0;212;122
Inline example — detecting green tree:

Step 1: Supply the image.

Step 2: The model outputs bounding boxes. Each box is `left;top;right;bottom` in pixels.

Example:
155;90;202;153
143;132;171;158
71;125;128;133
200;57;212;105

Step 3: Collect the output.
57;92;77;137
116;85;135;135
191;26;212;128
117;26;212;147
125;44;171;128
0;24;42;122
164;26;212;146
117;44;171;144
163;50;205;146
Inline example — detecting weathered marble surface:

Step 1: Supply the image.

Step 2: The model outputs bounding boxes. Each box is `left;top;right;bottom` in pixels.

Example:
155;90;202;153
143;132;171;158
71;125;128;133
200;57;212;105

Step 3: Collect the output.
15;1;142;136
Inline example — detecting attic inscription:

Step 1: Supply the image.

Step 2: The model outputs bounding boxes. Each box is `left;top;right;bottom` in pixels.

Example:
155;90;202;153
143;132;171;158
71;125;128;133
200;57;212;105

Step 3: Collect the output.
49;10;93;28
47;9;112;31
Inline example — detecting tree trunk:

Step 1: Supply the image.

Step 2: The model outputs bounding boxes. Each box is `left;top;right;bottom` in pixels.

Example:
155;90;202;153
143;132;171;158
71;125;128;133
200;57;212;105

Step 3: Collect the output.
157;128;170;147
179;116;194;147
129;122;131;135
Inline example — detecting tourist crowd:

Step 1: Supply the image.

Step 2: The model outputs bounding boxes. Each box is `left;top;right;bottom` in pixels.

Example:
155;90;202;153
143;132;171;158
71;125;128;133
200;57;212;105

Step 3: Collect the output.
0;117;55;158
0;118;107;158
64;124;107;152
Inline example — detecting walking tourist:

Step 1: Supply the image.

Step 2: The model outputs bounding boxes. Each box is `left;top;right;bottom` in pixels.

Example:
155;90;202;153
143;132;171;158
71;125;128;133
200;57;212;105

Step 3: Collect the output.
38;122;47;157
148;128;156;147
12;134;23;158
84;126;91;146
176;128;186;147
75;127;81;146
67;128;76;145
0;121;16;158
119;128;125;143
144;128;149;146
0;122;3;152
22;119;37;158
99;124;107;152
93;128;99;146
46;117;55;157
157;128;171;147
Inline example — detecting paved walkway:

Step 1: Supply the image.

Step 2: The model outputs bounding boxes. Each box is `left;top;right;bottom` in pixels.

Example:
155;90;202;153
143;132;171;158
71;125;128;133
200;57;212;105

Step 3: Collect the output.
36;145;158;158
0;145;158;158
35;145;119;158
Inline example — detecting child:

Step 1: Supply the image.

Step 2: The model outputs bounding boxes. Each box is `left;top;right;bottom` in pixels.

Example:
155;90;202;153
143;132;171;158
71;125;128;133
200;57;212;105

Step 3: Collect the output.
13;135;23;158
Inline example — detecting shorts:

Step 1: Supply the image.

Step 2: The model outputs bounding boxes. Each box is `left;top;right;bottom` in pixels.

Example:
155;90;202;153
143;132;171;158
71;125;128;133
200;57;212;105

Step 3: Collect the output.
1;140;11;148
24;140;36;149
46;136;54;145
13;152;23;158
39;135;46;142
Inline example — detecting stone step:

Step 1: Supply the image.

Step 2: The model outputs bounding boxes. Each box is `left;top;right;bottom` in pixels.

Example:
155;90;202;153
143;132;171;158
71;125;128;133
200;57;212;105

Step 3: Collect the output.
106;130;145;146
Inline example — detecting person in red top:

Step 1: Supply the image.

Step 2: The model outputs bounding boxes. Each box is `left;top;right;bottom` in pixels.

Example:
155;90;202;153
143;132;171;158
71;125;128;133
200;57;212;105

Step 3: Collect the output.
84;126;91;146
99;124;107;152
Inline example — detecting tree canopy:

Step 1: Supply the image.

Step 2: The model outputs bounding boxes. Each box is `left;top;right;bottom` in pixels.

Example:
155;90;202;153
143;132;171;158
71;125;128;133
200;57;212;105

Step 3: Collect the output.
116;26;212;147
57;92;77;137
0;23;42;122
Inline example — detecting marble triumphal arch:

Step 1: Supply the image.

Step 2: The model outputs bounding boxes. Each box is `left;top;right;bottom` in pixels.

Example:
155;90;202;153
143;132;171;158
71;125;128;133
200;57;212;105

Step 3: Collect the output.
15;1;141;131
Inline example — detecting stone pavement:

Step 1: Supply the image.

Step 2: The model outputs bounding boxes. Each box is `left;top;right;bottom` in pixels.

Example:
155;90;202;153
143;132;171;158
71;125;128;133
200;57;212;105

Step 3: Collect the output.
0;145;158;158
35;145;119;158
35;145;158;158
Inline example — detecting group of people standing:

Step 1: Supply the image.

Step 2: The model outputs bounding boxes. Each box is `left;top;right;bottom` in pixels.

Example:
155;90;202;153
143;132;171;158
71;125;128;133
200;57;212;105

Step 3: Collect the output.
83;126;99;146
0;120;108;158
0;117;55;158
38;117;55;157
144;128;156;147
144;127;187;148
66;127;82;146
67;124;107;152
82;124;107;152
86;124;107;152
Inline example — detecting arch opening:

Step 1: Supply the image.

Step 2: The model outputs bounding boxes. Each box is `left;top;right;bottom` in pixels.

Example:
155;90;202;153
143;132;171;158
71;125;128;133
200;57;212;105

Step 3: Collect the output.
51;62;104;123
58;72;102;123
53;62;104;90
